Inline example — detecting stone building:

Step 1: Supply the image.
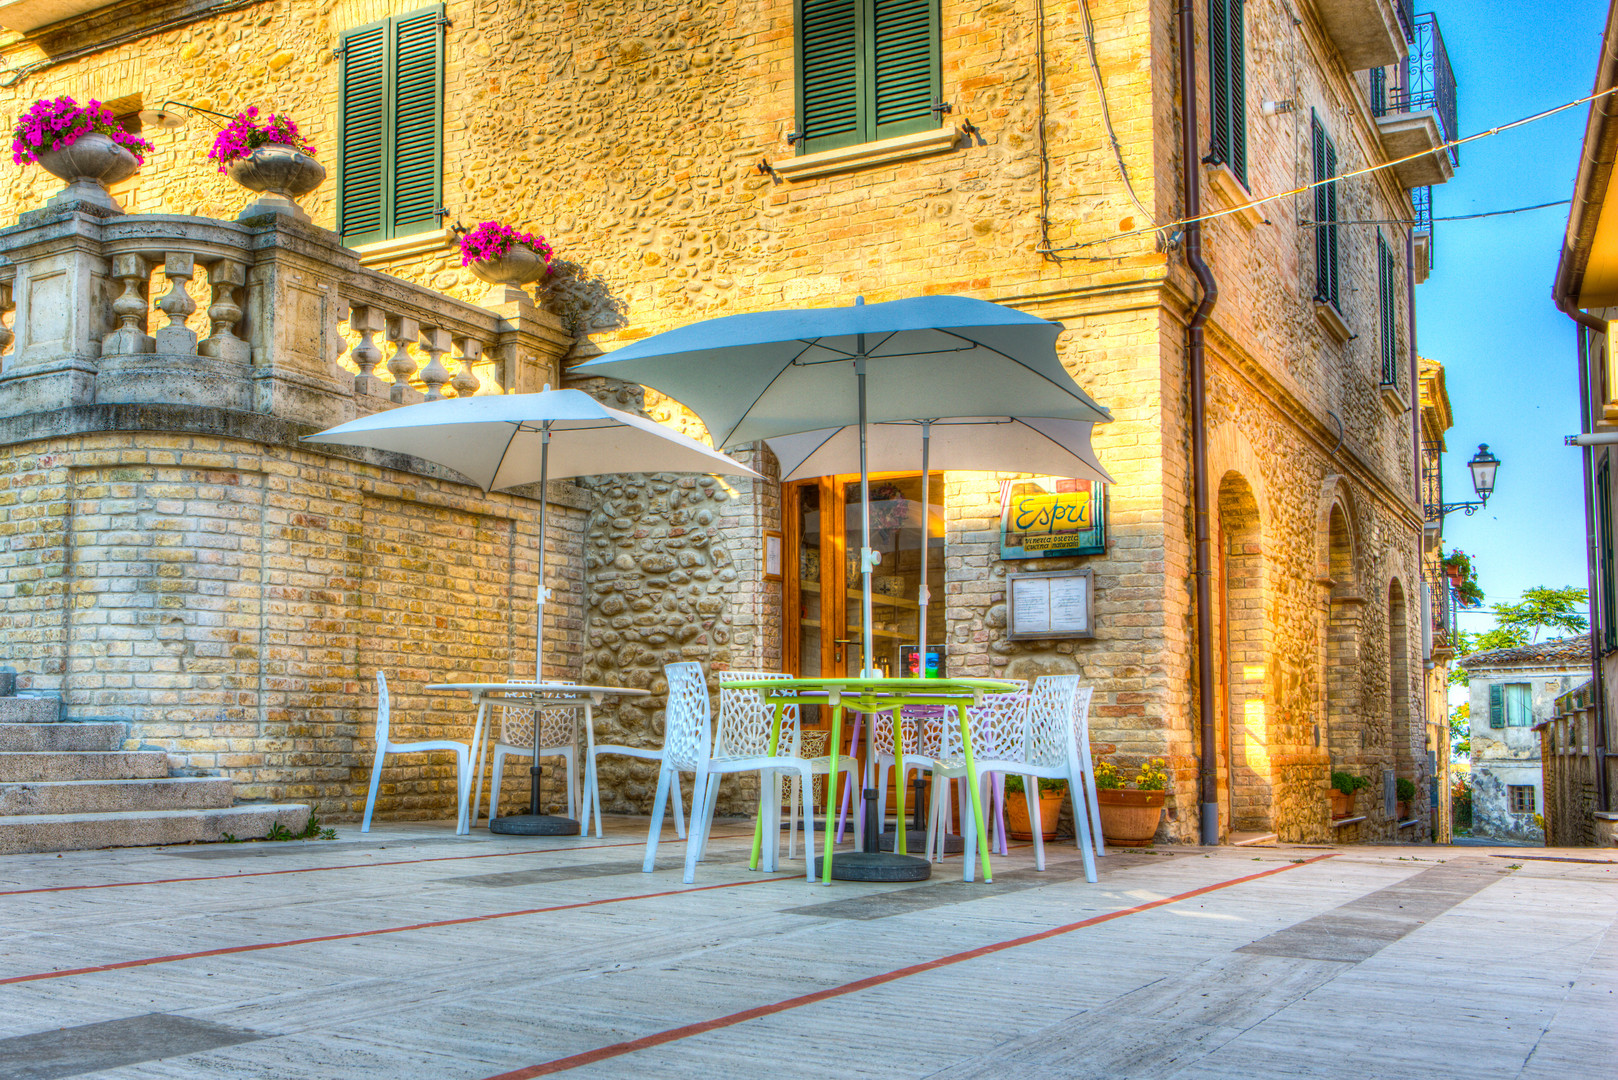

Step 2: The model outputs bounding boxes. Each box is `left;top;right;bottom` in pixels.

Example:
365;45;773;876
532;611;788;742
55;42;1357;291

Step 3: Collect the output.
0;0;1458;845
1417;355;1455;841
1540;679;1618;846
1458;638;1591;844
1552;0;1617;846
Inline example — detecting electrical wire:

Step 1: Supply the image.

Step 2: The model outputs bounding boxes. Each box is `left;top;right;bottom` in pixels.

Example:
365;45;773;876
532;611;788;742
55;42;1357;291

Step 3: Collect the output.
1044;85;1618;255
1077;0;1156;229
1301;199;1574;229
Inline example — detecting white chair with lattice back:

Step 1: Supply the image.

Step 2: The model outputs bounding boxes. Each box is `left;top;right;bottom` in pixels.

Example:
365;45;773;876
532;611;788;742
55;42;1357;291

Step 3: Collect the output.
714;670;858;865
642;662;819;883
869;705;937;841
925;682;1026;866
469;685;580;827
362;671;474;834
585;677;687;842
1070;687;1105;858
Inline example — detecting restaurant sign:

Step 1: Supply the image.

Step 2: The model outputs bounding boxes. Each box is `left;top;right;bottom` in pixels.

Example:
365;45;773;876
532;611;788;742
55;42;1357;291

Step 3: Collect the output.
999;477;1107;559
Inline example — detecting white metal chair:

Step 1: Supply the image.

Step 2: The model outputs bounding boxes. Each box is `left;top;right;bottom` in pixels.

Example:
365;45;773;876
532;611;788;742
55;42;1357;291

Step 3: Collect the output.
714;670;859;862
470;688;580;827
641;662;818;883
869;705;942;839
924;682;1027;866
584;684;687;841
362;671;474;834
928;675;1098;883
1070;687;1105;857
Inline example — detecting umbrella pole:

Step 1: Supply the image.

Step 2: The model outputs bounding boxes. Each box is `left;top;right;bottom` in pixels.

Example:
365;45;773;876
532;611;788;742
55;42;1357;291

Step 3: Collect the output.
536;422;551;682
918;420;931;678
857;356;875;678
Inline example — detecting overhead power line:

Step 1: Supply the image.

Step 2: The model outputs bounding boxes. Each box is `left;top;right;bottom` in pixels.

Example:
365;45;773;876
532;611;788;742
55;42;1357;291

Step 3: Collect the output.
1045;85;1618;254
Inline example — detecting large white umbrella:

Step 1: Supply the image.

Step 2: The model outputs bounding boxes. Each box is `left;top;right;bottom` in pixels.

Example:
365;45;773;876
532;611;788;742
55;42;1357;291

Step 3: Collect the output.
767;416;1115;672
304;388;761;678
576;295;1110;675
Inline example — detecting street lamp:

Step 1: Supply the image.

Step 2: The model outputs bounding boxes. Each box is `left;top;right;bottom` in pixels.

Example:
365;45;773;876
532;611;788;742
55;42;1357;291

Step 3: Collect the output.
1429;443;1501;520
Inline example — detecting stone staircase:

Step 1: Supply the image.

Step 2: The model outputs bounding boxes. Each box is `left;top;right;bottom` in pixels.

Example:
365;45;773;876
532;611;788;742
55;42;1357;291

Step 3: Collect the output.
0;697;310;855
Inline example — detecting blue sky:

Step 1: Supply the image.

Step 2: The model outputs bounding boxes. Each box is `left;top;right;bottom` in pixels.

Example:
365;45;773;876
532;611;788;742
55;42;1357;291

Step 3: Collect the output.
1417;0;1608;631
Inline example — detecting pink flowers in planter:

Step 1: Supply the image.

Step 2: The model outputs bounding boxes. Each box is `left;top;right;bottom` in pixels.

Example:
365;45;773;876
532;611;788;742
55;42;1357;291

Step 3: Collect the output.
459;221;552;267
11;97;153;165
208;107;315;172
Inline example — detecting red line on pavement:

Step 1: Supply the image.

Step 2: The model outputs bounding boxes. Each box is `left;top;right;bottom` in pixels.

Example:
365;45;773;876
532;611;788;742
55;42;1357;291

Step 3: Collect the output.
0;831;755;899
482;854;1341;1079
0;874;782;987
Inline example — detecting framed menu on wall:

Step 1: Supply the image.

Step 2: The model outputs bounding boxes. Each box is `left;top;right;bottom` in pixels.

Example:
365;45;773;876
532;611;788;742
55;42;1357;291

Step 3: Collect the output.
1006;568;1094;640
999;477;1107;559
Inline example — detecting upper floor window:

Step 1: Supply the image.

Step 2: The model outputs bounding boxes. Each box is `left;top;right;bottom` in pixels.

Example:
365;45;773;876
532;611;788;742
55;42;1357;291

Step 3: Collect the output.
1488;681;1532;728
1208;0;1246;188
1311;114;1340;310
339;5;444;246
1377;233;1399;385
795;0;941;154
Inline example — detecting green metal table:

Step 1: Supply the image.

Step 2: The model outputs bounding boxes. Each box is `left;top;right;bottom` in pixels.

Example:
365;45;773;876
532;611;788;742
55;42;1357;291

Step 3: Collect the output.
723;676;1020;884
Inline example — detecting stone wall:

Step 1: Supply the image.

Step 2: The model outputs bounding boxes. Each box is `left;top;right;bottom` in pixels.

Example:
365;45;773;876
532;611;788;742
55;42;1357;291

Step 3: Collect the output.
0;410;588;822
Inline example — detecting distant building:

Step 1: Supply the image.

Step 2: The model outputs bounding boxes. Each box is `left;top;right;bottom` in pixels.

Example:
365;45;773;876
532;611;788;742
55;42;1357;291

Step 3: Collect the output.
1540;680;1617;846
1458;638;1591;843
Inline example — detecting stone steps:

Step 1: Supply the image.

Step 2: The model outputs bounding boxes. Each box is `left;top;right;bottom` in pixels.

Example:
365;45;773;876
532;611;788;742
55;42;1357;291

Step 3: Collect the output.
0;750;169;782
0;721;126;752
0;693;309;853
0;777;237;816
0;805;314;855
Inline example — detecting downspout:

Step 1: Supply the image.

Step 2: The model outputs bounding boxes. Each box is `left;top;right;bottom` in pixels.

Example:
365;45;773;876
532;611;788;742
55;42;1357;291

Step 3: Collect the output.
1179;0;1221;846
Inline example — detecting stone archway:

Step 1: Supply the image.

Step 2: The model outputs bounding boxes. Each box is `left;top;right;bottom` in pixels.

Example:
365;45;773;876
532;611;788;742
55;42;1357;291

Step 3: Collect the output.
1320;490;1364;766
1388;577;1417;790
1214;471;1274;836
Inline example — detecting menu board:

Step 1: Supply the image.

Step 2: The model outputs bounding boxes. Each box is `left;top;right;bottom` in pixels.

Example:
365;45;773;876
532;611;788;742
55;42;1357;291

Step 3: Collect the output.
1007;569;1094;639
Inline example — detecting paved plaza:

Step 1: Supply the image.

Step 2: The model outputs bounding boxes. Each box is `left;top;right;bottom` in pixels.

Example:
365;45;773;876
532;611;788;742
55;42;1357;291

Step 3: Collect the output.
1;820;1614;1079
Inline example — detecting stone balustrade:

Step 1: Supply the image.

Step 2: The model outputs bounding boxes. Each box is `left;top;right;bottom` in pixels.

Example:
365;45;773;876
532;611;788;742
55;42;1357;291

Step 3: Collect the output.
0;200;572;429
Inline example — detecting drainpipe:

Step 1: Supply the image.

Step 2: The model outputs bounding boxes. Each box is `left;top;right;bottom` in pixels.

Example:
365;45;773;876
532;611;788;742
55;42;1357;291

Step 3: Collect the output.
1178;0;1221;846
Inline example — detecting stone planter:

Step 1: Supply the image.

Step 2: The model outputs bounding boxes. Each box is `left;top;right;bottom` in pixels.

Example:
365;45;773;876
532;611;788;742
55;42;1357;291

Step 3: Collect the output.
1330;788;1355;819
228;143;326;224
467;243;548;288
1006;786;1065;841
34;132;139;213
1096;789;1164;846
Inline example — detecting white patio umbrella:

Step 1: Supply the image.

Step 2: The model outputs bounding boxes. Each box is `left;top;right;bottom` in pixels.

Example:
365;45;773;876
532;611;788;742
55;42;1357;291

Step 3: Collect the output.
767;416;1115;673
303;388;761;679
575;295;1111;676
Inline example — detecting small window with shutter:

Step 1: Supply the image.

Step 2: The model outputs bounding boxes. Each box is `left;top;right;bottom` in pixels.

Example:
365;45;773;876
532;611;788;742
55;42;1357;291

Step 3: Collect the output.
1208;0;1246;188
1311;112;1340;310
1377;233;1398;385
795;0;941;155
1491;681;1531;729
339;5;444;247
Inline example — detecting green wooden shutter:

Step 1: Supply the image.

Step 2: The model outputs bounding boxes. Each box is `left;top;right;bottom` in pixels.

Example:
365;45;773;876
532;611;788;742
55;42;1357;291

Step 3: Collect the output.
1229;0;1246;186
1312;115;1340;309
1488;683;1504;728
1378;234;1396;384
798;0;863;153
391;6;443;238
1208;0;1246;187
339;19;388;246
871;0;939;140
1325;137;1339;307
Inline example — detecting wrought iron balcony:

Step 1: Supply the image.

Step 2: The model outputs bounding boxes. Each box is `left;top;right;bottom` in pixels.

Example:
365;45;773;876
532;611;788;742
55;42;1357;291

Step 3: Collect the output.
1424;567;1455;654
1371;12;1457;188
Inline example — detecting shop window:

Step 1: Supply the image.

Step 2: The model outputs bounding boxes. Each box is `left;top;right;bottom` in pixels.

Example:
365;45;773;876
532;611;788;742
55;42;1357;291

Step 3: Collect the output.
795;0;941;154
1208;0;1246;188
339;5;444;246
1508;785;1535;814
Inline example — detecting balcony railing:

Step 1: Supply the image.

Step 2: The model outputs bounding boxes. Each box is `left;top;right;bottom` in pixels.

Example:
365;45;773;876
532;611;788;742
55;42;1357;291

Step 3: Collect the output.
1421;442;1444;523
1424;567;1454;652
1373;13;1458;166
1395;0;1415;42
0;203;571;429
1412;184;1434;265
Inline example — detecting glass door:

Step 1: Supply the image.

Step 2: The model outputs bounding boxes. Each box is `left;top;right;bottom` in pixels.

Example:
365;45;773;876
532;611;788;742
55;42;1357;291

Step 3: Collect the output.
841;474;945;679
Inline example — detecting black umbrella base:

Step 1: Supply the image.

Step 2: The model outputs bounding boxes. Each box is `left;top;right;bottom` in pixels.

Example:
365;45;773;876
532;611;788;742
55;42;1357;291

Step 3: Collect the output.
811;851;932;882
489;814;580;836
878;828;964;854
780;817;831;832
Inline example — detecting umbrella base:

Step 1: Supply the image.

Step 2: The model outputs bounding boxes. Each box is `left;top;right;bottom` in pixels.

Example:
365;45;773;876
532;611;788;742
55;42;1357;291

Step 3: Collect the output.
811;851;932;882
489;814;580;836
877;828;962;854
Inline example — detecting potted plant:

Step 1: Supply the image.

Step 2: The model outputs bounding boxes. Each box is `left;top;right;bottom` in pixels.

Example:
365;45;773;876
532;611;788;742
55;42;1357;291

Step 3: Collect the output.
1440;548;1484;608
12;96;152;212
459;221;553;291
1395;776;1417;820
1330;770;1369;818
1094;756;1168;846
209;107;324;223
1004;775;1065;840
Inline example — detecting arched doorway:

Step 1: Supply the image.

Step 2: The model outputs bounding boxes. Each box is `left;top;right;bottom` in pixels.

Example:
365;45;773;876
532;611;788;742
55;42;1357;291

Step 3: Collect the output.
1323;500;1363;763
1214;472;1274;837
1388;578;1417;797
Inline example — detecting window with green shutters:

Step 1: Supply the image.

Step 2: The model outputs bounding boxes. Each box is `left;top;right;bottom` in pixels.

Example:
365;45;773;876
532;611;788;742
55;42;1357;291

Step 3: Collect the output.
339;5;444;246
1311;113;1340;310
1489;682;1532;728
795;0;941;155
1208;0;1246;188
1377;233;1399;385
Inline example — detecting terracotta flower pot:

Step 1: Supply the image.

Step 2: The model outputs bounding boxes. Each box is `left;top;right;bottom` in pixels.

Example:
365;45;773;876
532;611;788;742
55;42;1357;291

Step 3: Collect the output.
468;242;549;288
1006;787;1065;840
34;131;139;212
1397;799;1411;821
1096;789;1165;846
228;143;326;223
1330;788;1355;819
